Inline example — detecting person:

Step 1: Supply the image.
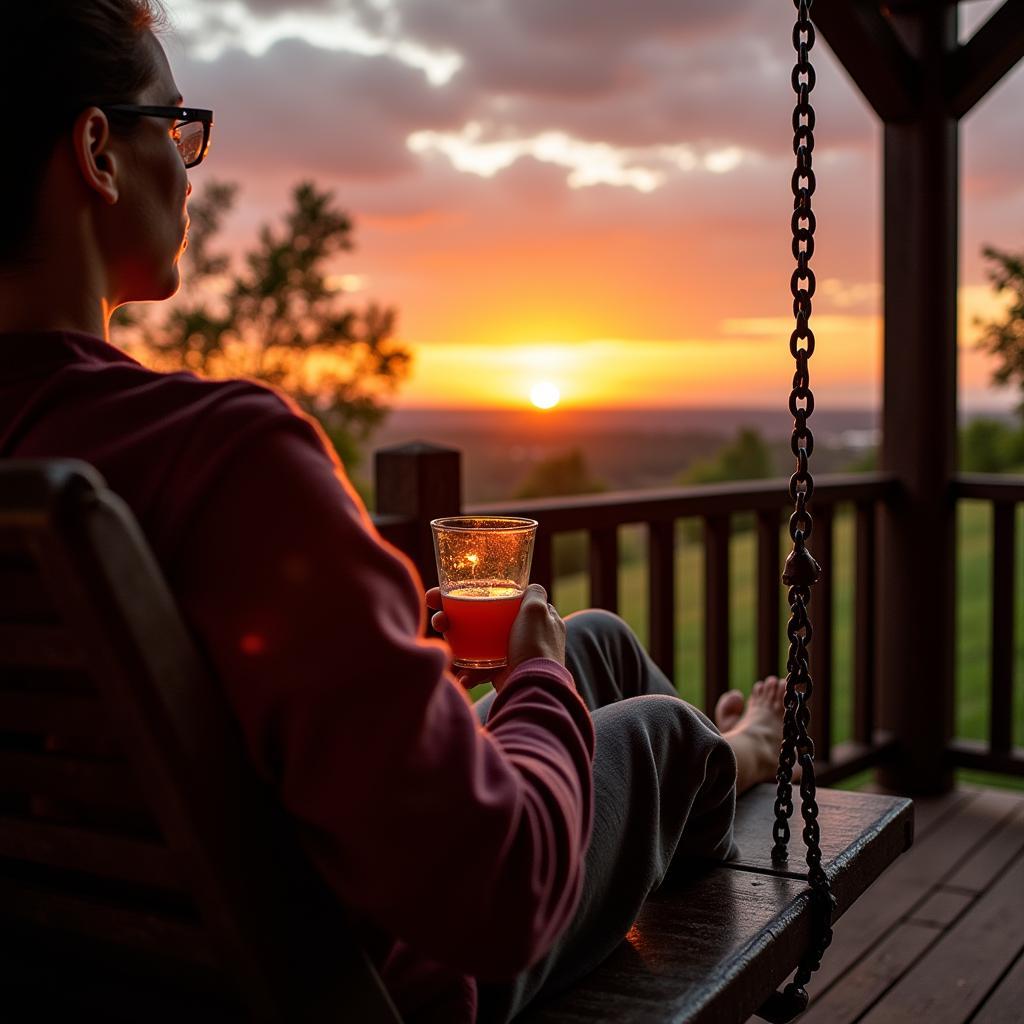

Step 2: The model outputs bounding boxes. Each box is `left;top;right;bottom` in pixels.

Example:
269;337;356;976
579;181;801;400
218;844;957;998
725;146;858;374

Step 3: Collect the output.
0;3;787;1021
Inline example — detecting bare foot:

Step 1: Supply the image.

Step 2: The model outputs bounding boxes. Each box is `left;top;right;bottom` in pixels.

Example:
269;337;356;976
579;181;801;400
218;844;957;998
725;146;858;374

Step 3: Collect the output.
715;676;787;795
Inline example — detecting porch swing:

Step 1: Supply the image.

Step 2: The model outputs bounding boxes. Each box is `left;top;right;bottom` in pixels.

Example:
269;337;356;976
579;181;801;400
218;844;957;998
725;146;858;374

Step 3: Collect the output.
0;1;912;1022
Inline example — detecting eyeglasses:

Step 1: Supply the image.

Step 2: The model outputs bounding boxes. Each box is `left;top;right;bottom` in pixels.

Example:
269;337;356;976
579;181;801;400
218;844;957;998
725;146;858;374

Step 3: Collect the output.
101;105;214;169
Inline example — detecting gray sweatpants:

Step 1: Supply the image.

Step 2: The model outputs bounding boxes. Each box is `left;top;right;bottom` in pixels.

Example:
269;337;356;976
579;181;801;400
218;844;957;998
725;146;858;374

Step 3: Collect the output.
473;609;739;1023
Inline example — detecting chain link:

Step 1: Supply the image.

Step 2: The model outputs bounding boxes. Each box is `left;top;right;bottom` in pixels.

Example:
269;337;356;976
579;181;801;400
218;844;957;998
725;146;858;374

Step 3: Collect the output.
759;2;836;1020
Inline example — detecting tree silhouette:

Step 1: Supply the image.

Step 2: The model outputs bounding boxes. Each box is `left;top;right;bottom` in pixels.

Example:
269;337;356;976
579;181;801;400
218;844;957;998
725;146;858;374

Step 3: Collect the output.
680;427;774;485
114;180;410;467
514;449;607;500
977;245;1024;417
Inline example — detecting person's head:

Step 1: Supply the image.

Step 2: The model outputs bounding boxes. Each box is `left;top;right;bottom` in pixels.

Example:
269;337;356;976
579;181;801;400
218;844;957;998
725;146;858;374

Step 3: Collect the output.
2;1;212;305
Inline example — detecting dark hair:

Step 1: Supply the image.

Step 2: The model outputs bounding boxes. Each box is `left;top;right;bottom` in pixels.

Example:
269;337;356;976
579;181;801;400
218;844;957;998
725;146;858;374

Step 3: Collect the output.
1;0;165;262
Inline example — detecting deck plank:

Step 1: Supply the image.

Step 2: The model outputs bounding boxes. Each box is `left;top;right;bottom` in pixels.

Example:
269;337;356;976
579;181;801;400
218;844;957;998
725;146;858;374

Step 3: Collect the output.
803;788;1021;992
857;847;1024;1023
798;921;939;1024
972;951;1024;1024
906;888;974;928
942;798;1024;894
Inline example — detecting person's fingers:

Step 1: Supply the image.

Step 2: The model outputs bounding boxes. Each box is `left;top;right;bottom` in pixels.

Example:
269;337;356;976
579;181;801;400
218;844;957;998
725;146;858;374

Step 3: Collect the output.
431;610;450;633
425;587;442;610
456;667;498;689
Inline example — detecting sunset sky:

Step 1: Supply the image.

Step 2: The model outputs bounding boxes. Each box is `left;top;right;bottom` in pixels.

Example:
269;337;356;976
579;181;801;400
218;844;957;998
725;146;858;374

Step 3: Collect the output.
164;0;1024;412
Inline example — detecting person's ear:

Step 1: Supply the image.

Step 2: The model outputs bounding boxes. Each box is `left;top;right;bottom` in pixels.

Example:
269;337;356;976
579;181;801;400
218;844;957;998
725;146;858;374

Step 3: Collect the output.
71;107;120;206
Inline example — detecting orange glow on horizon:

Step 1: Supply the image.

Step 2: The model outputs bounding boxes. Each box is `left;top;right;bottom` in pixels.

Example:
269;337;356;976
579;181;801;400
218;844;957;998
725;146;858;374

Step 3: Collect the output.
396;321;885;410
387;280;1018;411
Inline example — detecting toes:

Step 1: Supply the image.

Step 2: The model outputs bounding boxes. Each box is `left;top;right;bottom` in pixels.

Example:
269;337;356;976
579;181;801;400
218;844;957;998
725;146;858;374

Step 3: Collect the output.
771;677;787;707
752;680;765;698
714;689;745;729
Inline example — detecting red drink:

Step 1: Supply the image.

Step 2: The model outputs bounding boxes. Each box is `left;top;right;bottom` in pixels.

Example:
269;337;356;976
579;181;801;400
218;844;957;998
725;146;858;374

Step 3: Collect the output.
441;582;524;668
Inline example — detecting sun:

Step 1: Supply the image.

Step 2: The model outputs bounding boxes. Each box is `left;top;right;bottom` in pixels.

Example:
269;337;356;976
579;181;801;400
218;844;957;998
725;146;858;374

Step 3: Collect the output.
530;381;561;410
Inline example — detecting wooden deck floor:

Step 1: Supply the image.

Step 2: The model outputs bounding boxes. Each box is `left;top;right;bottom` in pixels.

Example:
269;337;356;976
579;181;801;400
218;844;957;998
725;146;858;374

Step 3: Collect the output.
750;785;1024;1024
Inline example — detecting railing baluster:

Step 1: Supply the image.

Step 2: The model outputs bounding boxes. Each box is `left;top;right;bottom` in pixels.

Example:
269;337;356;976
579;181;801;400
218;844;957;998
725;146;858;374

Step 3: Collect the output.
647;519;676;684
853;501;877;746
809;504;834;764
704;515;730;712
991;501;1015;756
756;509;782;680
532;529;554;600
589;526;619;613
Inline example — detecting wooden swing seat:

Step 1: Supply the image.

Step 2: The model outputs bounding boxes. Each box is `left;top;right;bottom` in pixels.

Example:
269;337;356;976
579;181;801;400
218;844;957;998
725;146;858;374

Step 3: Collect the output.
0;461;913;1023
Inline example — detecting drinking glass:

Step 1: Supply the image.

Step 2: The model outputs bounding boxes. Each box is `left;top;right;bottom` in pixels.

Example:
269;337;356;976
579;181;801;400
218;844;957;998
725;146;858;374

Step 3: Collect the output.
431;516;538;669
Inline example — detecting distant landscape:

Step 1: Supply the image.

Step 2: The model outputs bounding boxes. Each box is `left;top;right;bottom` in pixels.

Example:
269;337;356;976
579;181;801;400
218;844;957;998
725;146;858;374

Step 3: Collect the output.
368;406;888;502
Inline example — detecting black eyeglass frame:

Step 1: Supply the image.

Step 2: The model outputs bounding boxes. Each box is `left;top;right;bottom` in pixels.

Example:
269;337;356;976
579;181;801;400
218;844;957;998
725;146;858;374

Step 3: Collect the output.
100;104;215;168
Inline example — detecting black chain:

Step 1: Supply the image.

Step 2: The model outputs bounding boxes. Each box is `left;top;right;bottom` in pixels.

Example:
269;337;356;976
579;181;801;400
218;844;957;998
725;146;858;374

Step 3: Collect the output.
758;2;835;1021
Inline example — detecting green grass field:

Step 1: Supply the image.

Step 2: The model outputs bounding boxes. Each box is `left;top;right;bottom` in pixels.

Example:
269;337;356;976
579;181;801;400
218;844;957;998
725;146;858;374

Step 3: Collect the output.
547;503;1024;789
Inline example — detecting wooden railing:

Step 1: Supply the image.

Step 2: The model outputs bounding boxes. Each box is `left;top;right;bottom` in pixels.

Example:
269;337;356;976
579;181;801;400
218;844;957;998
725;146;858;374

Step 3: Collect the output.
373;444;902;785
372;446;1024;786
952;475;1024;778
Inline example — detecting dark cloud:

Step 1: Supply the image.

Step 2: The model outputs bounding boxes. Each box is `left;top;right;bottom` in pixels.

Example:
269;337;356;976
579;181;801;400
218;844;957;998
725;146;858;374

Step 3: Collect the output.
394;0;756;51
509;0;756;44
177;38;471;179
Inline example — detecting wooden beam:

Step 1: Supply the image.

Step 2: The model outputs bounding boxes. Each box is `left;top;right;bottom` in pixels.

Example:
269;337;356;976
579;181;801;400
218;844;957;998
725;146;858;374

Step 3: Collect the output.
877;2;959;796
811;0;920;122
948;0;1024;117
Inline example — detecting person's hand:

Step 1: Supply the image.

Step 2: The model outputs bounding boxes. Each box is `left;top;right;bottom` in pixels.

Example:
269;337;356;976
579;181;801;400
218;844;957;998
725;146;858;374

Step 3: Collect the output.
426;584;566;692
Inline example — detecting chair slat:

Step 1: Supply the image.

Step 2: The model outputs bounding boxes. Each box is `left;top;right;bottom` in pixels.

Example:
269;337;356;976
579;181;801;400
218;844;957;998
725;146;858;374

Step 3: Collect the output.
0;877;216;969
0;624;85;669
0;566;53;620
0;690;112;739
0;750;144;810
646;519;676;684
0;815;181;890
703;515;730;709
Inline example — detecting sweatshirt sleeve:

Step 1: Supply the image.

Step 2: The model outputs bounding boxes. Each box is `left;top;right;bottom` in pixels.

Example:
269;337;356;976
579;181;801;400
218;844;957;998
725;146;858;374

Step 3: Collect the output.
171;408;595;980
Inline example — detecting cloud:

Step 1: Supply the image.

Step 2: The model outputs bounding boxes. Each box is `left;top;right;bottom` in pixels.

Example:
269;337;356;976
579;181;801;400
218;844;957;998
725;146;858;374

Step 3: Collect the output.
190;0;350;14
178;38;471;180
160;0;1019;419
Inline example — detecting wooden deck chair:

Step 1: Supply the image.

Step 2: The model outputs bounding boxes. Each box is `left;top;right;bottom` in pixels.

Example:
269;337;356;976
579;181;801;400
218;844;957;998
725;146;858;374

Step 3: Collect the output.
0;460;913;1023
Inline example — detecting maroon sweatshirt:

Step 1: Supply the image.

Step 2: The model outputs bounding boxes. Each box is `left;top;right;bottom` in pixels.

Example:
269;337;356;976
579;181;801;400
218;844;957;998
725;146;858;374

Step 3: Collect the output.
0;330;596;1022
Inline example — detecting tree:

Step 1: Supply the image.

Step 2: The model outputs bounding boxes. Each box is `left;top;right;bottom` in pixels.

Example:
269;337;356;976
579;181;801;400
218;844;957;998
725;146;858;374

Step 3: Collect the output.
959;417;1024;473
976;245;1024;416
514;449;607;500
514;450;607;576
114;180;410;468
680;428;774;485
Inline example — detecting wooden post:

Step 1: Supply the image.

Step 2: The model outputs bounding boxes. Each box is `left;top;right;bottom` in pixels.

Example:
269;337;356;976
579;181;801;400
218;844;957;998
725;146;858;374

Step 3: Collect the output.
877;4;959;794
374;443;462;589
